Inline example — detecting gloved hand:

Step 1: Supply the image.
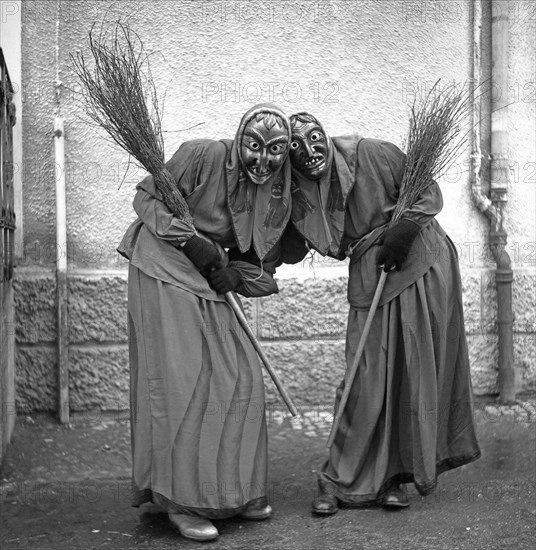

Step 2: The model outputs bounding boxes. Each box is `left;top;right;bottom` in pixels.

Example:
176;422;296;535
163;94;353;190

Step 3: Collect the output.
377;218;421;272
182;235;223;275
207;267;243;294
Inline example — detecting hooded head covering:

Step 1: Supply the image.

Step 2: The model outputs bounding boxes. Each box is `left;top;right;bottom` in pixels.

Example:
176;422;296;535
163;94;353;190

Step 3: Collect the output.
289;112;362;257
225;103;292;260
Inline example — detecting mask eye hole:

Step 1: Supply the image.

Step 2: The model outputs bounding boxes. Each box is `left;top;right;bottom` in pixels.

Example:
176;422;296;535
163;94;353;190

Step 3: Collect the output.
290;141;300;150
270;144;284;154
310;132;321;142
250;141;260;151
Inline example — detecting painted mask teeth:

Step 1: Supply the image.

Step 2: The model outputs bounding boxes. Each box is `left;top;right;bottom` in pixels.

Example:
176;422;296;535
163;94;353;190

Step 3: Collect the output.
305;157;323;167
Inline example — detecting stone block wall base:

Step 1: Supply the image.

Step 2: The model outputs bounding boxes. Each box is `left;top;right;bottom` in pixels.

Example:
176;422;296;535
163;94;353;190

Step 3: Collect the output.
13;267;536;413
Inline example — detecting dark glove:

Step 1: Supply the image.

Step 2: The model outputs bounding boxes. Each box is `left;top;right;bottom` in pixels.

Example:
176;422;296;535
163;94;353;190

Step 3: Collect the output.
207;267;242;294
182;235;223;275
377;218;421;272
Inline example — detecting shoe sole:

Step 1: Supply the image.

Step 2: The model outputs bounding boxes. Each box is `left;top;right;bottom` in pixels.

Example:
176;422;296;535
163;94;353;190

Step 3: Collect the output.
239;512;272;521
240;504;272;521
169;520;219;541
181;532;219;541
382;502;410;509
312;508;339;515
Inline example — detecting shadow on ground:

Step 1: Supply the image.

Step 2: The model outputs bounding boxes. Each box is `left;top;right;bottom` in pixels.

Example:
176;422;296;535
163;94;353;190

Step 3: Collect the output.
1;396;535;550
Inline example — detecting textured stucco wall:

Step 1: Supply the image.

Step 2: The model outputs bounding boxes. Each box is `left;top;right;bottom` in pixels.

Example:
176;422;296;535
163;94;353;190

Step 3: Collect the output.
13;0;536;412
20;0;480;268
506;1;536;259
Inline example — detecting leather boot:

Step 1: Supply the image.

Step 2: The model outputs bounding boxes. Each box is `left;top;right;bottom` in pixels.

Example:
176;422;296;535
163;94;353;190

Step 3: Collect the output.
239;503;273;521
381;485;409;509
312;492;339;515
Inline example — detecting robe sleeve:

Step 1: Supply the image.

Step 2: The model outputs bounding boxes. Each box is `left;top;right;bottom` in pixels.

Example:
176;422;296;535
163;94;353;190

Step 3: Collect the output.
134;140;209;200
360;138;444;229
131;188;283;298
399;180;444;228
227;245;280;298
226;222;311;298
130;139;226;245
132;188;195;246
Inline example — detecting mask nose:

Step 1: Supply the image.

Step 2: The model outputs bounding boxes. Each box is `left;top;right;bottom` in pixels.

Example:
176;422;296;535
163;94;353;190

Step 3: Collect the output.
258;150;268;172
304;142;316;157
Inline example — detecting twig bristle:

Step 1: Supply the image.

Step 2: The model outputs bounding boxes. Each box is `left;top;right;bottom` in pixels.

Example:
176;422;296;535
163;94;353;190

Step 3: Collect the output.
71;21;193;225
392;79;477;225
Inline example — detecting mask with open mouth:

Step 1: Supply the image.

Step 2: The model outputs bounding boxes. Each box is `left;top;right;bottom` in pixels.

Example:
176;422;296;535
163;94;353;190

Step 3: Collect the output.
288;112;358;258
289;114;329;180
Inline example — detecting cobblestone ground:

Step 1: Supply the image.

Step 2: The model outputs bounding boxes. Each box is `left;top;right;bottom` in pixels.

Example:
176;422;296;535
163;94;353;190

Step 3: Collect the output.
1;397;535;550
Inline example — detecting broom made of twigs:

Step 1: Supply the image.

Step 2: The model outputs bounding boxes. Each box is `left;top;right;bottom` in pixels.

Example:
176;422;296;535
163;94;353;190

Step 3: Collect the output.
326;80;475;448
72;22;298;417
72;22;193;227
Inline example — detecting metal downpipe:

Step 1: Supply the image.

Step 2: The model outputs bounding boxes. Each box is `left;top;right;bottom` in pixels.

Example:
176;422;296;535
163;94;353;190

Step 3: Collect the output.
471;0;516;403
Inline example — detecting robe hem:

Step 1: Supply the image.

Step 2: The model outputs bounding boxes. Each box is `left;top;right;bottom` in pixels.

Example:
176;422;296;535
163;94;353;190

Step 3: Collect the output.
318;449;482;506
131;485;268;520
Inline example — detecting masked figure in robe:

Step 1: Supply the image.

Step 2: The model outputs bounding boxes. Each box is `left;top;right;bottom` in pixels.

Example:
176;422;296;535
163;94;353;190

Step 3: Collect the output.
288;112;481;514
118;104;295;541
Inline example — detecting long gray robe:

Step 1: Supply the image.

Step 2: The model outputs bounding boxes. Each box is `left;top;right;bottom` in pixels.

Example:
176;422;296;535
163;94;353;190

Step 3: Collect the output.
118;112;291;518
292;135;481;503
